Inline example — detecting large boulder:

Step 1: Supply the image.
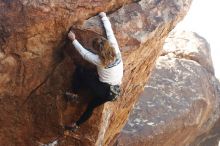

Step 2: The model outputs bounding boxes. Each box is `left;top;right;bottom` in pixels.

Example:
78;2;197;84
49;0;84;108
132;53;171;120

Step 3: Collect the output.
189;80;220;146
162;31;214;74
0;0;192;146
116;31;220;146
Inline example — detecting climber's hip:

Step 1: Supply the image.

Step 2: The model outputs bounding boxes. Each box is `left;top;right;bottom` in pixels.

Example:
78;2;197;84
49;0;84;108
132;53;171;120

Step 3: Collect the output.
74;66;120;101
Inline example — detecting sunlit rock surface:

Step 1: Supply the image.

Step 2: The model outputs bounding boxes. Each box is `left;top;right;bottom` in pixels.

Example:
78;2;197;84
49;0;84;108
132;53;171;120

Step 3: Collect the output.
116;31;220;146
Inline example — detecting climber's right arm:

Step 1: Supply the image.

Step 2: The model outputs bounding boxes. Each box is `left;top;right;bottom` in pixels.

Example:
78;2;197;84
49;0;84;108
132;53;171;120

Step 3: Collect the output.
72;40;101;66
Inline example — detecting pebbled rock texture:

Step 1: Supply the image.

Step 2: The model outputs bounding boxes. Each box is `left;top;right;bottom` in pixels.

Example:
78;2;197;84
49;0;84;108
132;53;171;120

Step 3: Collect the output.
0;0;191;146
116;31;220;146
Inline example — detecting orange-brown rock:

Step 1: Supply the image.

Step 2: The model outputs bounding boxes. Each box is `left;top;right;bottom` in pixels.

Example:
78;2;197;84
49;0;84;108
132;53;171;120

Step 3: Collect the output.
0;0;192;146
116;31;220;146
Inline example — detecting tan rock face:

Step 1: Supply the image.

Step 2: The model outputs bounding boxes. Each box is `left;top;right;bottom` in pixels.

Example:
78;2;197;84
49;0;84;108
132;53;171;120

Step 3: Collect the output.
0;0;191;146
116;31;220;146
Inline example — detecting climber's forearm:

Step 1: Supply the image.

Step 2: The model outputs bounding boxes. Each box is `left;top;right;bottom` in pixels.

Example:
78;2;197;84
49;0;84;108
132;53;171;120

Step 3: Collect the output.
101;16;114;38
72;40;101;65
101;15;120;54
72;39;89;57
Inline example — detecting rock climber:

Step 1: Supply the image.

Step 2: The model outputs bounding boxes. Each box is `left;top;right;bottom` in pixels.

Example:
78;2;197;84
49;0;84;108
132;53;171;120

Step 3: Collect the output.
65;12;123;132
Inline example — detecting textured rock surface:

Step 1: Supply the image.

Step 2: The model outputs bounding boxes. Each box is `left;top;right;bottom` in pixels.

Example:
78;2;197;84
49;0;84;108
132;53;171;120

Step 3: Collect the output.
0;0;191;146
162;31;215;74
189;80;220;146
116;31;220;146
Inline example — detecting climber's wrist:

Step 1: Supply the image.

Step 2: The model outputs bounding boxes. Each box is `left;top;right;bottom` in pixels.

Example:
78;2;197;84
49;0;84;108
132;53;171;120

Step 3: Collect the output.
99;12;106;18
72;39;77;43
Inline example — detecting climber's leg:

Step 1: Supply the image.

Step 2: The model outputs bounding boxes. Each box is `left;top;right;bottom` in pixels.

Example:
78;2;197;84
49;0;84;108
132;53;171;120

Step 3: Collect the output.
64;66;82;103
65;66;92;102
74;75;111;126
72;66;97;91
75;97;108;126
64;66;111;131
78;67;110;100
71;65;85;92
64;97;108;132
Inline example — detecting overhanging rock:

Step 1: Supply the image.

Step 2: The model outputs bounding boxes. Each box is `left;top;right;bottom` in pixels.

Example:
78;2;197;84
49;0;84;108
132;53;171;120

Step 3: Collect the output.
0;0;192;146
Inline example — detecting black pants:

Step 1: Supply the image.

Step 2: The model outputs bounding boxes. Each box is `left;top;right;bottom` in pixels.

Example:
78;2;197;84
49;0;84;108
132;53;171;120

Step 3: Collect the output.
72;66;112;126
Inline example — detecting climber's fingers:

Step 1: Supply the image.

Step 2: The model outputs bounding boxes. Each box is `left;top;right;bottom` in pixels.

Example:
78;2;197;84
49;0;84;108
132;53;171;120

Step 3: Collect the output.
68;31;75;41
99;12;106;18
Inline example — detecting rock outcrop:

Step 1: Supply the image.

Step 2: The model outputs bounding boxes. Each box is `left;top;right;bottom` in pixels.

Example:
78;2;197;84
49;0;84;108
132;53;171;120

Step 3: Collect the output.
116;31;220;146
190;83;220;145
0;1;192;146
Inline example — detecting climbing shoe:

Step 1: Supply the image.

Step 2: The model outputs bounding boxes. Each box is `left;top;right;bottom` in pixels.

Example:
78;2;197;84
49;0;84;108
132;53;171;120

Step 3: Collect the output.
64;123;80;132
64;92;79;103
